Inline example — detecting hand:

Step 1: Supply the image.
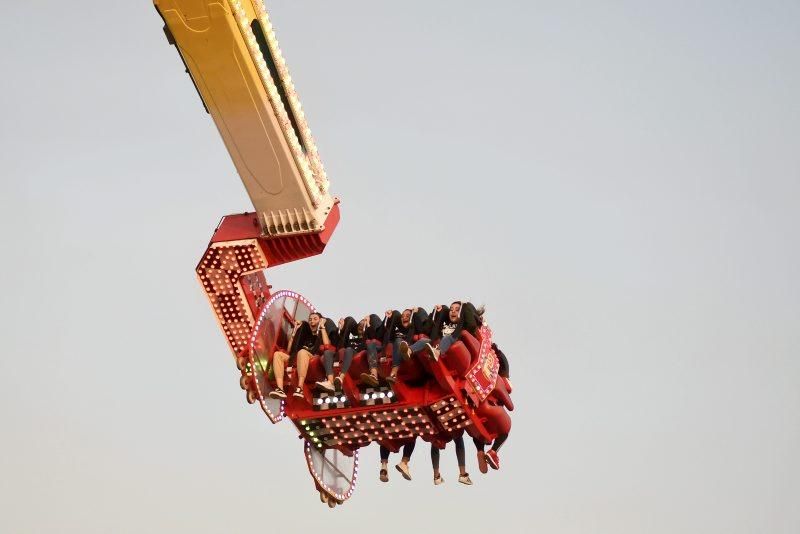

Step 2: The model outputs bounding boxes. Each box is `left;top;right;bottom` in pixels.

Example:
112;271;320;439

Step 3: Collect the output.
435;304;443;312
294;320;302;328
412;307;419;313
385;310;393;318
338;318;344;330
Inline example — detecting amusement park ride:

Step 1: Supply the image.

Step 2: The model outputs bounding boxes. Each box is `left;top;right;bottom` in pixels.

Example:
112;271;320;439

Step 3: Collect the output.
154;0;513;507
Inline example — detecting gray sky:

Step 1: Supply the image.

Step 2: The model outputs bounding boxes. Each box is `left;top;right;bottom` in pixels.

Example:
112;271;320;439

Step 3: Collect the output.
1;1;799;533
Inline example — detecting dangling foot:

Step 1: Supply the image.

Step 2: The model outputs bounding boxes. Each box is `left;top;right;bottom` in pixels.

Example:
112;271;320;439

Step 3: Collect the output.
269;387;287;399
458;473;473;485
333;373;344;390
293;387;305;399
425;343;438;361
395;461;412;481
399;341;411;361
486;449;500;470
476;451;488;474
433;474;445;485
386;373;398;385
315;379;335;394
379;468;389;483
360;372;379;387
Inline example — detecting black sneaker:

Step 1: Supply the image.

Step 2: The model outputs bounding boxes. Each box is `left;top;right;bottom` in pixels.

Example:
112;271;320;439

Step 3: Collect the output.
269;388;286;399
333;374;344;390
293;387;305;399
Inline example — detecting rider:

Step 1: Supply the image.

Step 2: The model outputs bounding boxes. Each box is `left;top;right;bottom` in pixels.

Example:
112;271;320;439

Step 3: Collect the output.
429;301;484;359
315;316;364;392
357;314;385;386
396;303;447;362
382;308;416;384
431;435;472;486
379;440;416;482
475;342;511;473
269;312;330;399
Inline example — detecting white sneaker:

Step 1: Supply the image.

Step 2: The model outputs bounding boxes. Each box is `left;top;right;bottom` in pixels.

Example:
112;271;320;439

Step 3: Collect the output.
395;462;412;481
426;343;439;361
433;475;445;485
458;473;473;485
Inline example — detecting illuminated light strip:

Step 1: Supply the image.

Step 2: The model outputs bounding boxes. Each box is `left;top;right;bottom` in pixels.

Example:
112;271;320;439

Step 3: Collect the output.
227;0;329;207
304;440;359;502
248;289;318;422
465;326;501;400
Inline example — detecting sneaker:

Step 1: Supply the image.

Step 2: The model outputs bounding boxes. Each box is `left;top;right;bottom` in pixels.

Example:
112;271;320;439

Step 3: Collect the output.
425;343;438;361
269;387;287;399
315;380;335;394
486;449;500;470
386;374;398;385
379;468;389;483
293;387;305;399
458;473;473;485
333;374;344;390
476;451;488;474
360;372;379;387
395;462;412;481
433;475;445;485
398;341;411;361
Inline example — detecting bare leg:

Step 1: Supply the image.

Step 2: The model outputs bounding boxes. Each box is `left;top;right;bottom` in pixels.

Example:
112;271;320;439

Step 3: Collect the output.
273;351;289;390
296;349;311;387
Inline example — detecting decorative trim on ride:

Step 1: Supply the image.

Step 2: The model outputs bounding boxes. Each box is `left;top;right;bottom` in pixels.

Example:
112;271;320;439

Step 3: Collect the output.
359;386;395;407
465;326;501;405
304;440;359;502
228;0;329;207
431;397;472;433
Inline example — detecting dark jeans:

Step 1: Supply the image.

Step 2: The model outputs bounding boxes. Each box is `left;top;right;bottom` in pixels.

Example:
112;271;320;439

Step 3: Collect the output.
391;338;405;367
380;440;416;461
438;335;456;354
431;435;465;469
409;337;432;353
473;434;508;453
323;348;355;376
366;341;380;370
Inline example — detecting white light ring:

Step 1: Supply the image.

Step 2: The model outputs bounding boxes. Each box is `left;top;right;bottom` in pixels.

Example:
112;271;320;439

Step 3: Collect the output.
248;289;318;423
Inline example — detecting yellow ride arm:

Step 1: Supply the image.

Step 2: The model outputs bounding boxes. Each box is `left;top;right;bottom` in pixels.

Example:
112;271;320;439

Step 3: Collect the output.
155;0;335;236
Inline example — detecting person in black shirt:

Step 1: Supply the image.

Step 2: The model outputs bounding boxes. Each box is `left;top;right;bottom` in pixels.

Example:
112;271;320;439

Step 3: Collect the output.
269;312;331;400
315;316;364;392
357;314;384;387
396;304;447;362
427;301;485;359
382;308;416;384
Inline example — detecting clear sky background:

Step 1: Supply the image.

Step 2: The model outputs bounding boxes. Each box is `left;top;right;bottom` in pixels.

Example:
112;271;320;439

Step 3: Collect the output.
1;1;799;533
